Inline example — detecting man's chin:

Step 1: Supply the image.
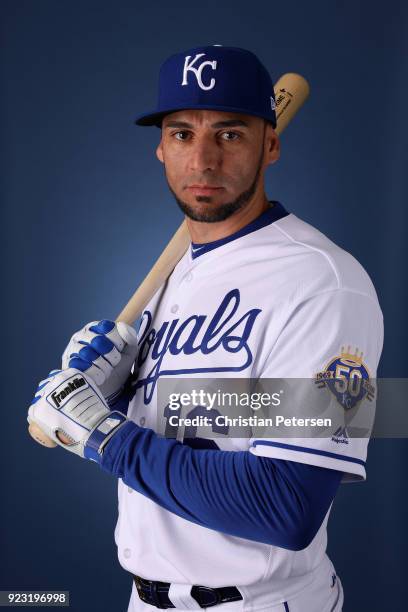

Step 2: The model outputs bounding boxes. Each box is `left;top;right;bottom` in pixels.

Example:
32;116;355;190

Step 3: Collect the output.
176;197;240;223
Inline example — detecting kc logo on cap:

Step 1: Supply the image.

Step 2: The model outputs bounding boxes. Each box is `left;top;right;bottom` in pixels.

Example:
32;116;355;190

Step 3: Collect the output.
182;53;218;91
134;45;277;128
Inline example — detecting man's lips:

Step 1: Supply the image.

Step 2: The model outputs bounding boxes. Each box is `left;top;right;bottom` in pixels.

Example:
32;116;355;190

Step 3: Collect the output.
187;185;224;196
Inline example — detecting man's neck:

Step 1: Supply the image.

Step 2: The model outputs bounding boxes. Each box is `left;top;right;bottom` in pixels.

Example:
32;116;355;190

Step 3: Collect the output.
186;193;271;244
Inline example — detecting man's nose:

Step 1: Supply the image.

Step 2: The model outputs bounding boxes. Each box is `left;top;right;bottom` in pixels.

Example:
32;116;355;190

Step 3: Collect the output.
187;136;221;172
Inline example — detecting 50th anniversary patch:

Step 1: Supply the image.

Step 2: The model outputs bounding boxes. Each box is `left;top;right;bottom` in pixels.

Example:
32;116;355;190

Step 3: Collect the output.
315;346;375;410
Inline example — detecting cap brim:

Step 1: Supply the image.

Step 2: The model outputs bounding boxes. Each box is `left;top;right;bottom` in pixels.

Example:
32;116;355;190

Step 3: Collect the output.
134;110;173;127
134;105;276;128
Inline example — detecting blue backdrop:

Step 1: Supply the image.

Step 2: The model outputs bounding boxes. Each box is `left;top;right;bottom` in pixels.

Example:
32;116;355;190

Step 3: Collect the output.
1;1;407;610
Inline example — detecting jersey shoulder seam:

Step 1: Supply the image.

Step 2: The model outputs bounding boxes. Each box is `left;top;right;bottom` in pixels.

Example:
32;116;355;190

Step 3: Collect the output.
257;286;381;379
273;220;342;289
302;286;381;306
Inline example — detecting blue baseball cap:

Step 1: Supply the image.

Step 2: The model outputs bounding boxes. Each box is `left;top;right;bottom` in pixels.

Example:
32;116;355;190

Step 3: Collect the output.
134;45;276;128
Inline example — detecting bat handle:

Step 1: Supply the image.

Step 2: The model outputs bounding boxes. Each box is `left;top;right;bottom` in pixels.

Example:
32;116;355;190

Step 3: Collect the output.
28;422;73;448
28;422;57;448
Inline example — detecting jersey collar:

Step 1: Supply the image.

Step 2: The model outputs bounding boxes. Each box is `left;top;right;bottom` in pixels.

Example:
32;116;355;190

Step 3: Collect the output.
190;201;289;260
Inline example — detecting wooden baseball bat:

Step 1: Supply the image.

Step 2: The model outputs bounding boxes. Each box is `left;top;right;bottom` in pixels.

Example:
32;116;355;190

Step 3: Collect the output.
28;73;310;448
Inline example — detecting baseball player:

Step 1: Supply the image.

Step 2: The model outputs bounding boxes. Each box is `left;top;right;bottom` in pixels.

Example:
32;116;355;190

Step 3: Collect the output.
28;46;384;611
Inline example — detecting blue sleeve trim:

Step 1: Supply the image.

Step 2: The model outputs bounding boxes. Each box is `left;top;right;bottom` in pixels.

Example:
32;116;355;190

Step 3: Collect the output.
100;424;342;550
251;440;366;467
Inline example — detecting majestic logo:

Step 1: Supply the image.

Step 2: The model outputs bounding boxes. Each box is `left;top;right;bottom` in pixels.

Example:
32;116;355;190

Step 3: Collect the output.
315;346;375;411
135;288;261;404
49;376;87;408
331;426;349;445
182;53;217;91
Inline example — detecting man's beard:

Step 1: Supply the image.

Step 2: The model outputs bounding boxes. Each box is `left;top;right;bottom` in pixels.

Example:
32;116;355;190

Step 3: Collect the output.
167;135;265;223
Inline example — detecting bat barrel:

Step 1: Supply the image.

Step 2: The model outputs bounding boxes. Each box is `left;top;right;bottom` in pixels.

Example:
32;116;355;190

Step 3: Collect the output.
274;73;310;136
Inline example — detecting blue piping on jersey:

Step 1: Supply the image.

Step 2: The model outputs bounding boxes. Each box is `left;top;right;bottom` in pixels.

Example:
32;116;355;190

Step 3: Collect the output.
251;440;366;467
190;201;289;259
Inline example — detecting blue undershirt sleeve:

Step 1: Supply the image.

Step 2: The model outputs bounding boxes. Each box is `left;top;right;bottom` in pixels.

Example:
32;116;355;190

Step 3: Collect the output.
100;422;342;551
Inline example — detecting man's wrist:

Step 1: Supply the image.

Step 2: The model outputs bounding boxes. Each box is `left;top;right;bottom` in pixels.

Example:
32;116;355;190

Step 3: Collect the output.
84;411;129;463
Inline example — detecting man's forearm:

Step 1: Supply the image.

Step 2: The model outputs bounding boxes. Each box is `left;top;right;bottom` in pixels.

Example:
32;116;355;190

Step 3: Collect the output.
100;421;342;551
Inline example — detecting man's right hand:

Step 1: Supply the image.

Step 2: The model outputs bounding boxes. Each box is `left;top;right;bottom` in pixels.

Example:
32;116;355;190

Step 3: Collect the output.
62;320;138;405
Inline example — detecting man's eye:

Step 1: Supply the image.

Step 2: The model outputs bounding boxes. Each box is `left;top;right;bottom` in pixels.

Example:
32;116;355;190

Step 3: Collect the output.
174;131;190;141
221;131;239;141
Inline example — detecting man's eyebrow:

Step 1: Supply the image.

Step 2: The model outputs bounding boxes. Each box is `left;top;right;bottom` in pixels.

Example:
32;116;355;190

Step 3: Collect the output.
164;121;194;129
211;119;249;128
163;119;250;129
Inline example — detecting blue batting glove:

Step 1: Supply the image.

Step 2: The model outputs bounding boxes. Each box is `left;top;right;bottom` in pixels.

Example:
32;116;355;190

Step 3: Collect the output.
28;368;129;461
61;320;138;406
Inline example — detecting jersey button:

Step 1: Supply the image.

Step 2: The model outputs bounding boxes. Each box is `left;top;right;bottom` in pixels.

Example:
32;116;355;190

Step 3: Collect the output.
127;487;133;494
140;416;146;426
185;272;193;282
170;304;179;314
124;548;132;559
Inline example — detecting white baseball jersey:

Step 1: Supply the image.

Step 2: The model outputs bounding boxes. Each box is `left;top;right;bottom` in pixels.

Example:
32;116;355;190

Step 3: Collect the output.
115;203;383;607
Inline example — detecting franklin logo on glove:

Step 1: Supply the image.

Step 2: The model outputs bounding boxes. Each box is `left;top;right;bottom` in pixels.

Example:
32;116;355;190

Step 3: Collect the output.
49;375;87;408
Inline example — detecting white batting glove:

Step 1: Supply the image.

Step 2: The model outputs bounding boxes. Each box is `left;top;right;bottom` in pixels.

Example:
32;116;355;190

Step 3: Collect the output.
27;368;130;461
61;320;138;405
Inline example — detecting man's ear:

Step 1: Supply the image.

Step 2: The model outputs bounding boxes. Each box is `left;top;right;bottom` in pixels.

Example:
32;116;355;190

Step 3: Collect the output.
156;138;164;163
265;124;280;165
